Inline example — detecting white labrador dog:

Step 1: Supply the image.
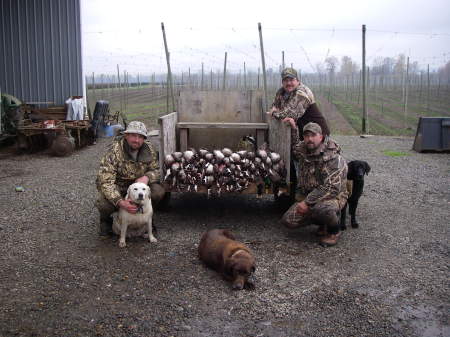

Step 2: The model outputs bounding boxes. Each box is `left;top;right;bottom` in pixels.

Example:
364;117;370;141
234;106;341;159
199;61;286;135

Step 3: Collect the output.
112;182;156;248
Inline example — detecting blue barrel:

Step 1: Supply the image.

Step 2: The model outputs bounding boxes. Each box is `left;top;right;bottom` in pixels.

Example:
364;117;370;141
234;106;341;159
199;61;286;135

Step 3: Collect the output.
99;124;124;138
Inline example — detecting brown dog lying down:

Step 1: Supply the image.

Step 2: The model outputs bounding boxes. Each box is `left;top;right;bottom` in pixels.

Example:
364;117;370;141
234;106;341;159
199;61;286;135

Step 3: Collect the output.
198;229;256;290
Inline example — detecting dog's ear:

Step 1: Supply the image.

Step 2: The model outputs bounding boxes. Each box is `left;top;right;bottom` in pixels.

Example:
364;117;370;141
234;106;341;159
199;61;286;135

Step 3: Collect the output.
224;259;235;278
251;266;256;273
125;185;132;200
363;162;371;175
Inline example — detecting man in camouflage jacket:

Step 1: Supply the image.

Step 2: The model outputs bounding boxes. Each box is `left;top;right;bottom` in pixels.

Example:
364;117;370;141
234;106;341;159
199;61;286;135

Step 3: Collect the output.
268;67;330;138
281;121;348;246
95;121;163;236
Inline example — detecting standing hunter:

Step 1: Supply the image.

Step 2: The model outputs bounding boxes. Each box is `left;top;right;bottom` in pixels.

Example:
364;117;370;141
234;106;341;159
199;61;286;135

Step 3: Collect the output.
267;67;330;139
95;121;165;236
281;121;348;247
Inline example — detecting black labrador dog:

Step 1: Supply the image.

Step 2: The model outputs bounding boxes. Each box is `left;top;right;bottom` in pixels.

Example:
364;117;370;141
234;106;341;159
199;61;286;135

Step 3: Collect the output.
340;160;371;230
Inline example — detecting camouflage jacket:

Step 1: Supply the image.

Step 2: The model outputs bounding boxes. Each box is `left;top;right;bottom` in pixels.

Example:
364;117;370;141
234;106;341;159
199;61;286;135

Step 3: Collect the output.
96;137;160;205
271;83;315;122
291;128;348;207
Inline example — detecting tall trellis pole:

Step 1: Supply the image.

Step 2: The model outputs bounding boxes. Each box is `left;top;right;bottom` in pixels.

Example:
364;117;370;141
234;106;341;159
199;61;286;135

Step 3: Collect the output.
222;52;228;90
258;23;268;112
362;24;368;134
161;22;176;112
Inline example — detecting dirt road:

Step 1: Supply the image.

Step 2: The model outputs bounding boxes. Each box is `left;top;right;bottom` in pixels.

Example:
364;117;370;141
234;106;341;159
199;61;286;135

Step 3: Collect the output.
0;135;448;337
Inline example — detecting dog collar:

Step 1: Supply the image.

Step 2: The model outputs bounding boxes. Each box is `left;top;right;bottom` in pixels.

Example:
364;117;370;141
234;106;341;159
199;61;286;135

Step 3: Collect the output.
131;201;144;213
230;249;247;259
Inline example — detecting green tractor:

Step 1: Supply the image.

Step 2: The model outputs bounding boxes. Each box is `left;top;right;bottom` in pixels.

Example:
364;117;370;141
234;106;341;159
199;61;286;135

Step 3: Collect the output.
0;93;23;143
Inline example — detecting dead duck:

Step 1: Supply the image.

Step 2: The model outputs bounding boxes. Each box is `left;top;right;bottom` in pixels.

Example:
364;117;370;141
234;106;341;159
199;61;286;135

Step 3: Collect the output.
183;150;195;162
256;149;268;161
222;147;233;157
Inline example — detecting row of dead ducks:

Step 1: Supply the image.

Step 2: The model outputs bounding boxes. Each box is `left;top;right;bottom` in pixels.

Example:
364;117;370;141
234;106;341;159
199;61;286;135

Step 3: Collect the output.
164;147;286;195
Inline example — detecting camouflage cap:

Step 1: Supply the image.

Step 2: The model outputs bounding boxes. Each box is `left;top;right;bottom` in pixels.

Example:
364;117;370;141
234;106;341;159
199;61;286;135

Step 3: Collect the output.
123;121;148;138
281;67;298;80
303;122;322;135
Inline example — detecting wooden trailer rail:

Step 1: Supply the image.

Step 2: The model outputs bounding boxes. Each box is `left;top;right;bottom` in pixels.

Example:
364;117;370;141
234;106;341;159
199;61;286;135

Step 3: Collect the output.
177;122;268;152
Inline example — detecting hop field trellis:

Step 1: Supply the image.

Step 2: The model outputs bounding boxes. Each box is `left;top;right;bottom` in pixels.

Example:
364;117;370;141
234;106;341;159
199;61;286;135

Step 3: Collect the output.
85;25;450;135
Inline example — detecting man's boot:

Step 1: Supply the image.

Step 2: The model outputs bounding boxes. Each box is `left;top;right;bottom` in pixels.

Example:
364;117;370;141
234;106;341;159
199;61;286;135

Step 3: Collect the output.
99;215;113;236
320;231;341;247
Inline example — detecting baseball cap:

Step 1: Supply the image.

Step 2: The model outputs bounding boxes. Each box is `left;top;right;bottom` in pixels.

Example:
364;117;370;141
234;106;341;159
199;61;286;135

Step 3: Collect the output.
281;67;298;80
303;122;322;135
123;121;148;138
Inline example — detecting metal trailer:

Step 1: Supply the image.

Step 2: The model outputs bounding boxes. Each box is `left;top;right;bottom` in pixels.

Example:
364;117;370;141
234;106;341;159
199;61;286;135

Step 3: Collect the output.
15;104;92;154
157;90;293;198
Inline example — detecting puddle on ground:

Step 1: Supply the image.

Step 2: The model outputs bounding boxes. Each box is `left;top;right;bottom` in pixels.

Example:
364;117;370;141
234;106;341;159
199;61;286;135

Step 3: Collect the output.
395;304;449;337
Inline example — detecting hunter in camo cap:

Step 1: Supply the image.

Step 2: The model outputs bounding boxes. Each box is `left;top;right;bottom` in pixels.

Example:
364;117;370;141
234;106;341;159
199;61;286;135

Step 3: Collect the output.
270;67;330;139
123;121;148;138
95;120;165;236
281;67;298;80
303;122;322;135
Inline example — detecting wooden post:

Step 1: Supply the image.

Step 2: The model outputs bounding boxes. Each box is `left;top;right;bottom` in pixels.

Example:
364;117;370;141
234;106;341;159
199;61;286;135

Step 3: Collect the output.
244;62;247;89
166;69;170;114
403;56;409;129
257;67;260;89
362;24;368;134
188;67;191;89
100;74;104;100
117;65;122;112
201;62;204;90
282;51;285;70
92;72;96;103
161;22;176;112
152;72;155;98
258;23;269;112
222;52;227;90
123;70;127;113
210;69;213;90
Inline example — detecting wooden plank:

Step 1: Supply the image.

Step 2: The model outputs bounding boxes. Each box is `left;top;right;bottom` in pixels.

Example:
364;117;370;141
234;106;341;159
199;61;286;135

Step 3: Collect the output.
177;122;268;129
177;90;265;149
158;112;178;179
178;91;257;123
268;118;291;185
179;128;188;151
256;129;266;148
249;90;266;123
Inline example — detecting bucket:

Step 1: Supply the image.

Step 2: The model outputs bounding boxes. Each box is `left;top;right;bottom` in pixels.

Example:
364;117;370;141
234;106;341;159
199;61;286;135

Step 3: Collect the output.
99;124;124;138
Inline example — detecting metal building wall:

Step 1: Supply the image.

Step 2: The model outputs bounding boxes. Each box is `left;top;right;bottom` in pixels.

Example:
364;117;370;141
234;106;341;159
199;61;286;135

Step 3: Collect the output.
0;0;83;105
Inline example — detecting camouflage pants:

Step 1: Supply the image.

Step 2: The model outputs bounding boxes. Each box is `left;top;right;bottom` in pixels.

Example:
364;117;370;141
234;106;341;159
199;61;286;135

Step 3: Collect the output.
95;183;166;220
281;199;342;234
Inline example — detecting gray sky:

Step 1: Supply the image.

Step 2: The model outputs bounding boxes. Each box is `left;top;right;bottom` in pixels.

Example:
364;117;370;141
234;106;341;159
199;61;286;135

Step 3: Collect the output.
81;0;450;75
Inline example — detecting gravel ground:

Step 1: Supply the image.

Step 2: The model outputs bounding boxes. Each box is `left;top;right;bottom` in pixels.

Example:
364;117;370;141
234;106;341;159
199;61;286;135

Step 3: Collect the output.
0;135;449;337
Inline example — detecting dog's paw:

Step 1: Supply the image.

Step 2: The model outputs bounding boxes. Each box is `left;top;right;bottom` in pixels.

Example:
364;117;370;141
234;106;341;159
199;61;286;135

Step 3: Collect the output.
244;281;256;291
119;240;127;248
149;236;158;243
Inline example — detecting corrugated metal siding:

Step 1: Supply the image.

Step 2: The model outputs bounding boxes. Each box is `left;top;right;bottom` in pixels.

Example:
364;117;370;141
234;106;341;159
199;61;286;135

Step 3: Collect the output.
0;0;82;105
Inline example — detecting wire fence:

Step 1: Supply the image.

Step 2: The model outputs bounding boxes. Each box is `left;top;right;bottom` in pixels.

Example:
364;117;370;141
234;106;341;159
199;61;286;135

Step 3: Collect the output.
84;25;450;135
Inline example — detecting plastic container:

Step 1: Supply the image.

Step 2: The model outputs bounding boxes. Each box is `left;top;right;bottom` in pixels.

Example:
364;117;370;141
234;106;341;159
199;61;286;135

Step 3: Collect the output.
99;124;124;138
